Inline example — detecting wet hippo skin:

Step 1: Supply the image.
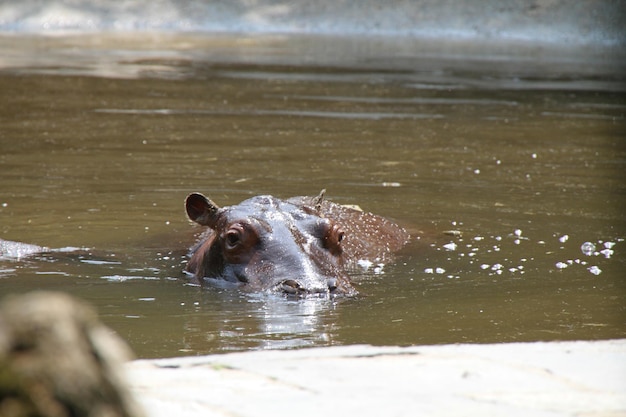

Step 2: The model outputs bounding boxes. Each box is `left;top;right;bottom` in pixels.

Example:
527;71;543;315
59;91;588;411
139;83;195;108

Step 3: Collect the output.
185;190;411;297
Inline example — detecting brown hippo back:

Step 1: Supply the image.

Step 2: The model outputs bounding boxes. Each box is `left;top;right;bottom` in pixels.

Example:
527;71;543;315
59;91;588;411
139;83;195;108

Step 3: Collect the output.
286;195;410;265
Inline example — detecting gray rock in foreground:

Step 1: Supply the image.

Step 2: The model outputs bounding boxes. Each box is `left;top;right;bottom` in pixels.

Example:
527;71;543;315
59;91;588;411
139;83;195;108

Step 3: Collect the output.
0;291;144;417
128;340;626;417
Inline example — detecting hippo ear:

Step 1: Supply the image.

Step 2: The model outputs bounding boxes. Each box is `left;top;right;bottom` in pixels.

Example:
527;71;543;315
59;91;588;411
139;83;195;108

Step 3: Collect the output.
185;193;221;228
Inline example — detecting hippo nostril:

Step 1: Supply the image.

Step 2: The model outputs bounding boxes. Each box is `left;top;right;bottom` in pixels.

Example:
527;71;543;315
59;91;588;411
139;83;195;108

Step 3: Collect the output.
279;279;303;295
327;278;338;291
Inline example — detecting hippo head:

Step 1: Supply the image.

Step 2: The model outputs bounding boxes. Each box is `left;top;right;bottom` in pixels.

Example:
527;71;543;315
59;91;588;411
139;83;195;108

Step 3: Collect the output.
184;192;357;297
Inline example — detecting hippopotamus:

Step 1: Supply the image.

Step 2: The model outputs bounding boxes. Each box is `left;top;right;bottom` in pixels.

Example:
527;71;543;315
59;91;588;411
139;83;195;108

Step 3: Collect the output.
184;190;410;296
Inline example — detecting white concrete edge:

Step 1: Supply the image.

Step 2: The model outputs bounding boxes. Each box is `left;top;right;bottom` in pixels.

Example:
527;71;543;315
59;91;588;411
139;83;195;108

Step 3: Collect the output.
126;339;626;417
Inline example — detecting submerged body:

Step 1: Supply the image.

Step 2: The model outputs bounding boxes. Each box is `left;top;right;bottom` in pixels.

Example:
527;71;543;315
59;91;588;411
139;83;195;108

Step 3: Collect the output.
185;191;410;296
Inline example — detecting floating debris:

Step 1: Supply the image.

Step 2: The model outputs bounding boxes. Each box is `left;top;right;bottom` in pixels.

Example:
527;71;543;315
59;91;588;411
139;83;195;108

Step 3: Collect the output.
600;248;613;258
357;259;373;270
588;266;602;275
443;242;457;251
424;267;446;274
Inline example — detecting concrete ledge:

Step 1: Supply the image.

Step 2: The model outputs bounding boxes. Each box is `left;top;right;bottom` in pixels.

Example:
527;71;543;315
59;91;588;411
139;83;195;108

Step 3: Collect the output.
127;340;626;417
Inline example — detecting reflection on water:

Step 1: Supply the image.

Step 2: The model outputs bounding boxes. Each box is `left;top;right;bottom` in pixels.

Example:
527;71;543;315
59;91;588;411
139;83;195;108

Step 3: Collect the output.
0;33;624;358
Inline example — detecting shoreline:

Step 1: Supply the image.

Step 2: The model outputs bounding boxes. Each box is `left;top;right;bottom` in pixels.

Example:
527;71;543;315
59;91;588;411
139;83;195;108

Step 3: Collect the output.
127;339;626;416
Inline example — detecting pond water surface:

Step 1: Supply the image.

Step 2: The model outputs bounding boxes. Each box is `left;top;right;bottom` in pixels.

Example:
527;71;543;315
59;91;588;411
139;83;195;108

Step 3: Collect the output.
1;34;624;358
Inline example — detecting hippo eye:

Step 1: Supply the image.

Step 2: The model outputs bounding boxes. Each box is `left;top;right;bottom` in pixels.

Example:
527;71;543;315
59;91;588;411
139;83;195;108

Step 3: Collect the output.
337;231;345;243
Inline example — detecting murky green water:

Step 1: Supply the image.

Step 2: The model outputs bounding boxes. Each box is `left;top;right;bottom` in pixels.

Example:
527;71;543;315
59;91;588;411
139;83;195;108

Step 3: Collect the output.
1;34;624;358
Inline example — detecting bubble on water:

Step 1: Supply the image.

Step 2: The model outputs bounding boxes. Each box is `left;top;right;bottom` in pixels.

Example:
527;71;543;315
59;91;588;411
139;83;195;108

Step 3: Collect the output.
555;262;568;269
559;235;569;243
580;242;596;256
480;264;490;270
491;264;503;271
604;241;615;249
588;266;602;275
424;268;434;274
514;229;522;237
435;267;445;274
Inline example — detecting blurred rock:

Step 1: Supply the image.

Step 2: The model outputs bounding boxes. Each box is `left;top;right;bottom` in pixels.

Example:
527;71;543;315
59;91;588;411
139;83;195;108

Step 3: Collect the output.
0;292;144;417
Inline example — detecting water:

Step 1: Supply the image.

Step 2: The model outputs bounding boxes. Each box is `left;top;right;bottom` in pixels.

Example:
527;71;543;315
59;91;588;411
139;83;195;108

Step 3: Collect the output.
1;33;624;358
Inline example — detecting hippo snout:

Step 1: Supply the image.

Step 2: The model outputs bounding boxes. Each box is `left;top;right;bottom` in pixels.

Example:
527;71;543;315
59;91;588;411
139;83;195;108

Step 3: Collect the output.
276;279;305;295
275;276;354;297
